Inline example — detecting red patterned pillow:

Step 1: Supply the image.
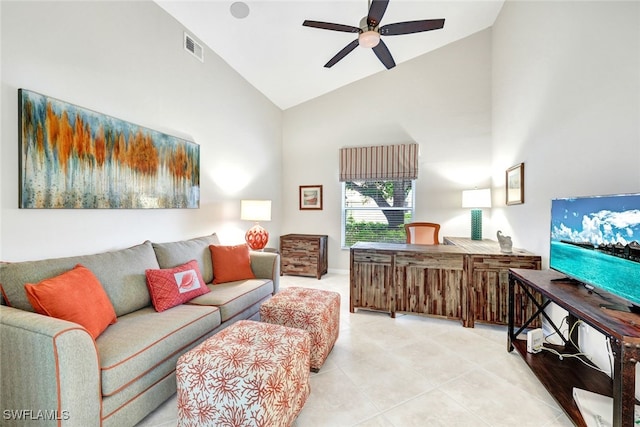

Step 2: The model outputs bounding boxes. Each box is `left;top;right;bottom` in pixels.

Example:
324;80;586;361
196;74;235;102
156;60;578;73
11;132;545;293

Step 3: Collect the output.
145;260;210;312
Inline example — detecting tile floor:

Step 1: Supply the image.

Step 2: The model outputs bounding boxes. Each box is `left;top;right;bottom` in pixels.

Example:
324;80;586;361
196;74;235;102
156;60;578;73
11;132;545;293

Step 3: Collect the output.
136;273;574;427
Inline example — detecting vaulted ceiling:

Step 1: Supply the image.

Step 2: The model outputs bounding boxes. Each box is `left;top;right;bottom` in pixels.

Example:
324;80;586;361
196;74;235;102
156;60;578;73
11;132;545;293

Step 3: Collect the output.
156;1;505;110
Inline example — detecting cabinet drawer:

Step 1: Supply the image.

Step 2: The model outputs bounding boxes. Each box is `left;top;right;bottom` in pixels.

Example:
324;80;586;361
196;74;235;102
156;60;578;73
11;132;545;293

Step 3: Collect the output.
353;251;392;264
395;253;464;270
281;251;316;263
281;240;319;252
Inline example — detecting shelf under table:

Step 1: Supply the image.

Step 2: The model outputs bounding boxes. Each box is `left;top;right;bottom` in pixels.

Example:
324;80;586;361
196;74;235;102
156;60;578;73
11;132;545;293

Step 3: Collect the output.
509;268;640;427
512;340;612;427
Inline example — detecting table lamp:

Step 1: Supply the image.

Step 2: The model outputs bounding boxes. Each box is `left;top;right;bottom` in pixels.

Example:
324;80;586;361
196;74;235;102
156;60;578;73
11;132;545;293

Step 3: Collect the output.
240;200;271;250
462;189;491;240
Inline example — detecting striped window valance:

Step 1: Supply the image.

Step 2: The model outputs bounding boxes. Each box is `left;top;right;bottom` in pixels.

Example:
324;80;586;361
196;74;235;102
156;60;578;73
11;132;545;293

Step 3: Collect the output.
339;143;419;181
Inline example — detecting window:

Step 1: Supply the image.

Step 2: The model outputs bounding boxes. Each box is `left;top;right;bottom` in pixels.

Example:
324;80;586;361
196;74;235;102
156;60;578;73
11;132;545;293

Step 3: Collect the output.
341;179;415;247
339;143;419;248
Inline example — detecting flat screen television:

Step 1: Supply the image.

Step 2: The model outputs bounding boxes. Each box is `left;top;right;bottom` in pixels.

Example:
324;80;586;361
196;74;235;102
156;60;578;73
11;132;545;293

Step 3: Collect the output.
550;193;640;310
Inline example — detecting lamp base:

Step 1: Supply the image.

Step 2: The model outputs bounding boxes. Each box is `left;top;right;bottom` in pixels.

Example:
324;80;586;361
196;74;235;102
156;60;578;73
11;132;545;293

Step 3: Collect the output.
470;209;483;240
245;224;269;250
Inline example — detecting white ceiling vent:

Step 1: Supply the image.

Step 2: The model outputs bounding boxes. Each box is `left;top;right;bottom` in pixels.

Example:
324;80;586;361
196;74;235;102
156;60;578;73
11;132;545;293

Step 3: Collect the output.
184;32;204;62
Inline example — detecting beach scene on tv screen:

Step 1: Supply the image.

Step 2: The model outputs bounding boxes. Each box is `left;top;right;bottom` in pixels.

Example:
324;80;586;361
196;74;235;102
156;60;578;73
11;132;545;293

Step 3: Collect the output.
550;193;640;305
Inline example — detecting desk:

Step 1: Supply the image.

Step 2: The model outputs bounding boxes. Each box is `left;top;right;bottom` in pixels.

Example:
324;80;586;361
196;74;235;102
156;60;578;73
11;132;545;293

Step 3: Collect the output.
508;268;640;426
444;237;542;327
350;238;541;327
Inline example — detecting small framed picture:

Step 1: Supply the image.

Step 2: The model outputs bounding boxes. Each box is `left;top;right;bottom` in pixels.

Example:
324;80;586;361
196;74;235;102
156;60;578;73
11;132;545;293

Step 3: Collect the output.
506;163;524;205
299;185;323;210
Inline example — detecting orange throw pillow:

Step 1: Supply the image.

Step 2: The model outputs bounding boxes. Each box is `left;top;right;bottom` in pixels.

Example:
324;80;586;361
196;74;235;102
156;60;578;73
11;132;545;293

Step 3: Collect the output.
24;264;117;340
210;244;256;284
145;260;210;312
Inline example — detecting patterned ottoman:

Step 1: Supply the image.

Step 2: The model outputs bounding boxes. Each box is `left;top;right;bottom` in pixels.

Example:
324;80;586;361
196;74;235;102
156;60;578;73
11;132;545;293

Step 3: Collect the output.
260;287;340;372
176;320;311;427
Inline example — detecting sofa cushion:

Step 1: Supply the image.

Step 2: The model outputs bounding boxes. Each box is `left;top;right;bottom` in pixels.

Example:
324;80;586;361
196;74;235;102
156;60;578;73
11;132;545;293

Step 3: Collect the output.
210;244;256;284
145;260;210;312
188;279;274;322
152;233;220;284
96;304;221;397
0;241;158;317
24;264;117;339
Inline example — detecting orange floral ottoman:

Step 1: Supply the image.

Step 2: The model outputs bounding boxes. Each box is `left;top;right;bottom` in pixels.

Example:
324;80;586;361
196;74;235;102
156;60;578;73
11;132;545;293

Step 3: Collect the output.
260;287;340;372
176;320;311;427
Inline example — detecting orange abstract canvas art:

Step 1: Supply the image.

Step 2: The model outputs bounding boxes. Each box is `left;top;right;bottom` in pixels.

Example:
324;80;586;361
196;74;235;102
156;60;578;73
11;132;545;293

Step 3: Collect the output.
19;89;200;209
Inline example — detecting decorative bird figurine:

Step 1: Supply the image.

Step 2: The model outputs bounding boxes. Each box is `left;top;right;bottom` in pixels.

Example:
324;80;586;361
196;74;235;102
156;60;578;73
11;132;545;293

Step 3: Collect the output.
497;231;513;253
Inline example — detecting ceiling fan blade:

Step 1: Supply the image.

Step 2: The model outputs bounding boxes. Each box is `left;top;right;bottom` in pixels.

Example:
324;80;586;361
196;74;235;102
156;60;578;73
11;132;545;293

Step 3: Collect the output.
303;20;361;33
324;39;360;68
380;19;445;36
372;39;396;69
367;0;389;28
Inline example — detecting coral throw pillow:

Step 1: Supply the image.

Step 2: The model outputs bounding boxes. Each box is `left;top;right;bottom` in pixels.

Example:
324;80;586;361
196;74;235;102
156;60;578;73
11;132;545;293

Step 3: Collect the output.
145;260;210;312
24;264;117;340
210;244;256;284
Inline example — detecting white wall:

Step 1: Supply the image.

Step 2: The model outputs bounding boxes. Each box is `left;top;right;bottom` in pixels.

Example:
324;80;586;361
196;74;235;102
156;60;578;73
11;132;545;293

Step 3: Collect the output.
2;0;636;275
283;29;493;270
0;1;283;261
492;0;640;377
492;0;640;263
281;0;639;273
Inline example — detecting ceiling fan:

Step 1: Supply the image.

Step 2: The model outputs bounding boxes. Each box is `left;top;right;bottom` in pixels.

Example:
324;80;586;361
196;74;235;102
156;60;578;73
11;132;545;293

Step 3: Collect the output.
303;0;445;70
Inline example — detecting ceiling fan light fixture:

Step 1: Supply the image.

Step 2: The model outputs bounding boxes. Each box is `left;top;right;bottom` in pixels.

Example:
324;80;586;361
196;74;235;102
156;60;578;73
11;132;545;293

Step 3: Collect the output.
304;0;445;68
358;30;380;48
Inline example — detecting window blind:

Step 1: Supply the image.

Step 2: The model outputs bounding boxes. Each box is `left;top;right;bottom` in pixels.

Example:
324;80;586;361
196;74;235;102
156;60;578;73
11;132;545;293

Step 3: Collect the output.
339;143;419;182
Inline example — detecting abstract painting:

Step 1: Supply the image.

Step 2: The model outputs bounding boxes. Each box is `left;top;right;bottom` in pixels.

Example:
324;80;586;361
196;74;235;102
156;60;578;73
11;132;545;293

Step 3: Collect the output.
19;89;199;209
506;162;524;205
299;185;323;210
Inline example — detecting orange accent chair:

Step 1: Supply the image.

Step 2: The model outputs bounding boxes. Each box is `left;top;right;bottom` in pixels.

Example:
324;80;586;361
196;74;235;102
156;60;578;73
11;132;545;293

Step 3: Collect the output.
404;222;441;245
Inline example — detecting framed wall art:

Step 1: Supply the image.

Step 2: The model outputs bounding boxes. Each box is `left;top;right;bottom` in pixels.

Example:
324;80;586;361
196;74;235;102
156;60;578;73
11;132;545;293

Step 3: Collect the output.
299;185;323;210
18;89;199;209
506;162;524;205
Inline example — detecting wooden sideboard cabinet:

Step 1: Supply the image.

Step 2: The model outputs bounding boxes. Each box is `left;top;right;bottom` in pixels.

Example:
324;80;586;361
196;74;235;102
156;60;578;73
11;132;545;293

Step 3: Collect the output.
443;237;542;327
394;250;467;321
350;248;395;314
350;242;468;322
350;238;542;327
280;234;328;279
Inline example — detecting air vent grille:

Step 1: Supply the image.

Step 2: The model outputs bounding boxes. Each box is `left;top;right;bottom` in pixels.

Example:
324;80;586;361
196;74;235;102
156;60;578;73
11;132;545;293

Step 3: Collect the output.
184;32;204;62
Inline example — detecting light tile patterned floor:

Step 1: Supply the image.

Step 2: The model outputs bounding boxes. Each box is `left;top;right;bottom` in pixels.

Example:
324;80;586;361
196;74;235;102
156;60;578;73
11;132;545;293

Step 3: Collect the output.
136;273;574;427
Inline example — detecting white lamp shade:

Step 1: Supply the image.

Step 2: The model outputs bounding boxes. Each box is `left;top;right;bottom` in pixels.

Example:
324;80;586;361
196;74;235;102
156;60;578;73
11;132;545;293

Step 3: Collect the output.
462;189;492;208
240;200;271;222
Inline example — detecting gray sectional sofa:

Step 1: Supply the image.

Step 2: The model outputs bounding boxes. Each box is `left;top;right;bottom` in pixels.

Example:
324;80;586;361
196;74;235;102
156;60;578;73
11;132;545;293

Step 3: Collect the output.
0;233;280;427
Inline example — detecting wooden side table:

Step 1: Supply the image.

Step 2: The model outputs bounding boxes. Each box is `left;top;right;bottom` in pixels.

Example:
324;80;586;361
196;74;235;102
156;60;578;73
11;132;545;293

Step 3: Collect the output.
508;268;640;426
280;234;328;279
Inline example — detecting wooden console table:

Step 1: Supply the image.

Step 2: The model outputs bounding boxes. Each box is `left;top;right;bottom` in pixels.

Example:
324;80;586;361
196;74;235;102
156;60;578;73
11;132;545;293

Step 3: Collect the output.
508;268;640;427
350;238;541;327
280;234;328;279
